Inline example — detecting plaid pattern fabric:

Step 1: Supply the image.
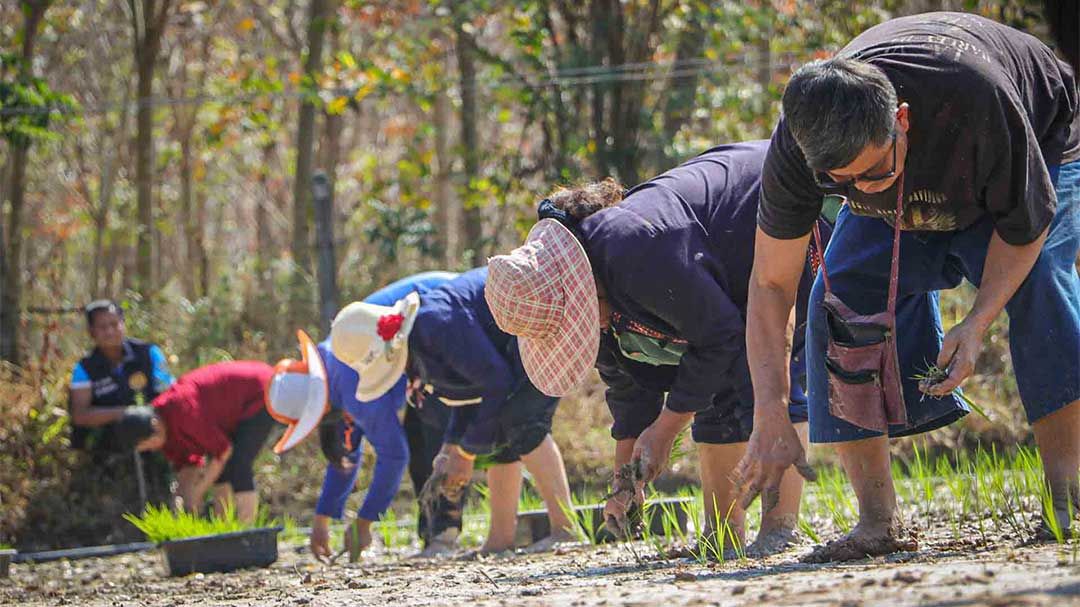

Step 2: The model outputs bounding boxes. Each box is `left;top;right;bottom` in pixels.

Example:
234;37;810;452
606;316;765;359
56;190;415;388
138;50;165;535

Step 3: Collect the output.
486;219;600;397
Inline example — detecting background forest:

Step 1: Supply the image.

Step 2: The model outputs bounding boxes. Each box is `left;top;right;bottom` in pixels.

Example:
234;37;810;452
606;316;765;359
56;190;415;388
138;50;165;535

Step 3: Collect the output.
0;0;1060;549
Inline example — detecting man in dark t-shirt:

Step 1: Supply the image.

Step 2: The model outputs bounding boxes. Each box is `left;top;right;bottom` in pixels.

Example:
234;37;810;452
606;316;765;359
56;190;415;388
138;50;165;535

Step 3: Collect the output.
737;12;1080;562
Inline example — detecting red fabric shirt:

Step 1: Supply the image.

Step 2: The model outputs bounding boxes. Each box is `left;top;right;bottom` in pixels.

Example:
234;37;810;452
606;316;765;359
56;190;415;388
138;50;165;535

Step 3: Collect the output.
153;361;274;469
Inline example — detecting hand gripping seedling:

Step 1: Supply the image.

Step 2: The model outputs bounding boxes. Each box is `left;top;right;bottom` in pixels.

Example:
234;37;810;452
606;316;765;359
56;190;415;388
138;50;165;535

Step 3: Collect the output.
604;461;645;539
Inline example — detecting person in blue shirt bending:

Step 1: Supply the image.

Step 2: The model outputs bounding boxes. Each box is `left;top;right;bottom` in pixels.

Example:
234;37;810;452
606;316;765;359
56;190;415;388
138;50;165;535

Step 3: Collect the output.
330;268;576;554
273;272;462;561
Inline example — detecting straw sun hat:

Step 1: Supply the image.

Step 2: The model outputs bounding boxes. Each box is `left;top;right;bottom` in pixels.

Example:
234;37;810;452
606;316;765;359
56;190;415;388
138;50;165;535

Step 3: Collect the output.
485;218;599;397
329;292;421;401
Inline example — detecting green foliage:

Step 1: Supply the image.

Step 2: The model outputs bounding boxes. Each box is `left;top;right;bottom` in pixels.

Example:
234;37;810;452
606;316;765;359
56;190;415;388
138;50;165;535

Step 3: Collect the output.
122;504;278;544
0;52;77;146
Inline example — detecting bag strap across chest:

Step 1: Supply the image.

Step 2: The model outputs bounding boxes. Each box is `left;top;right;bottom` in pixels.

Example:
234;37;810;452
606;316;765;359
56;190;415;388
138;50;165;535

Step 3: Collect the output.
812;174;905;320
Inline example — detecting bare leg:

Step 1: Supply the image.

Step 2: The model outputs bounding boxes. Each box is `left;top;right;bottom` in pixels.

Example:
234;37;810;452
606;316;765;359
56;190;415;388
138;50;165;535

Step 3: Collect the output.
804;435;916;563
482;461;523;553
698;441;747;554
752;423;809;556
1032;400;1080;534
520;434;575;545
211;483;233;518
233;491;258;523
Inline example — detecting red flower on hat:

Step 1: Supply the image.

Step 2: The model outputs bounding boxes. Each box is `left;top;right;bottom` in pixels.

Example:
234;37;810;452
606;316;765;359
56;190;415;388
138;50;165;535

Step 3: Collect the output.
376;313;405;342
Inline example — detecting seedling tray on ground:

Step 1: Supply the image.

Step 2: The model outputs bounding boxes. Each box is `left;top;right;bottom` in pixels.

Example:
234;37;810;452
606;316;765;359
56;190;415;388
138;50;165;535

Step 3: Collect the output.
0;549;14;578
160;526;282;576
516;497;692;545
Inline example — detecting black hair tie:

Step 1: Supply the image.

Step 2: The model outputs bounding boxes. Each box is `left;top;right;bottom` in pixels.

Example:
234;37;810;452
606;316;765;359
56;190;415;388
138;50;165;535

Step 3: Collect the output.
537;198;586;241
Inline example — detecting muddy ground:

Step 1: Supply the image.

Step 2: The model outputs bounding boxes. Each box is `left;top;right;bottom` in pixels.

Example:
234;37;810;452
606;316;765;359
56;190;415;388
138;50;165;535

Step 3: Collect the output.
3;530;1079;607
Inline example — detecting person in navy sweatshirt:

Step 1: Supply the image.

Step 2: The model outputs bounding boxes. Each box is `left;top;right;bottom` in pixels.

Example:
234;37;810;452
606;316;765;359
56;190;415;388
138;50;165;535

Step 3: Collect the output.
293;272;462;561
487;141;830;557
330;268;576;554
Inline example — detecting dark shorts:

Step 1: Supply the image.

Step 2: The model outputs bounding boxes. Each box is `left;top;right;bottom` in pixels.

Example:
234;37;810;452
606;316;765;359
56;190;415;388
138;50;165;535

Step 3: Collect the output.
216;408;279;492
488;382;560;464
805;162;1080;443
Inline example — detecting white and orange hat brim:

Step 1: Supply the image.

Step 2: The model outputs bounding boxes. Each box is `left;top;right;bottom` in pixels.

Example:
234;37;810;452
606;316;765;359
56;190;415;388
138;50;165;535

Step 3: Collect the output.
266;330;330;454
486;219;599;397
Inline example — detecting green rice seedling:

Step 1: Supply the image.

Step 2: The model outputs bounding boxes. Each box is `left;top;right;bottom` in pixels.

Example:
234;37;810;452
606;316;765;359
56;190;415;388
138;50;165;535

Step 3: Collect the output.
706;496;744;563
798;517;821;544
123;503;277;543
910;441;936;517
518;479;545;512
376;507;400;549
912;363;991;421
559;499;601;545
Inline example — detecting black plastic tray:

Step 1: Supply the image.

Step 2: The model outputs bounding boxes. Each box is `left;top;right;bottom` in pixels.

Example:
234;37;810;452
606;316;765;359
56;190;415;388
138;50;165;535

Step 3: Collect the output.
0;549;14;578
160;526;282;576
516;496;692;545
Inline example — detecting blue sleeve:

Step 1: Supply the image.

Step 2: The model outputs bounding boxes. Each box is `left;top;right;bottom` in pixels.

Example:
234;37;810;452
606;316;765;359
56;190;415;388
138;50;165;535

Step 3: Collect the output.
315;449;364;519
355;395;410;521
71;362;91;389
148;345;175;391
596;334;665;440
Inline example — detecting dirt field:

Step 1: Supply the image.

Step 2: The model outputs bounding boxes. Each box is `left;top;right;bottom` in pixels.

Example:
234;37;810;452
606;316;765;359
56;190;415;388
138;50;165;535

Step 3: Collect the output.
4;531;1079;607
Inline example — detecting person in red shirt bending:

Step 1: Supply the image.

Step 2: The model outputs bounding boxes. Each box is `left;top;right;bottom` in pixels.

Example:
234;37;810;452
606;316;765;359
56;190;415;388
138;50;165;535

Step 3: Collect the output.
117;358;325;522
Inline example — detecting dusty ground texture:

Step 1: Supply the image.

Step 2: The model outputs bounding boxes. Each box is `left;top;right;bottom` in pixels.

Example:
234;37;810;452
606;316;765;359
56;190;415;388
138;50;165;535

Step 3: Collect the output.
3;532;1079;607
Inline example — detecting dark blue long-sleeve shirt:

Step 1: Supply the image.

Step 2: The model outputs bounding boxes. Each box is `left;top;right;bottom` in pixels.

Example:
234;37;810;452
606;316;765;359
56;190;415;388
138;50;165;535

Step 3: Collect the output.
406;267;528;455
315;272;457;521
579;141;769;415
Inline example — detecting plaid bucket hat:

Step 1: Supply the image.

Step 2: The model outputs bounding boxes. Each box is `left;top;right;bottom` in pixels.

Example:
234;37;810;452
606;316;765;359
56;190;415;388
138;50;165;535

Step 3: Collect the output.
486;218;599;397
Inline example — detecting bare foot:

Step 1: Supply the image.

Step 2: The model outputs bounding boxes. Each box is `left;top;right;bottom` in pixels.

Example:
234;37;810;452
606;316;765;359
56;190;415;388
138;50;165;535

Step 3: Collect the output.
413;529;459;559
521;530;579;554
801;523;918;563
746;526;797;558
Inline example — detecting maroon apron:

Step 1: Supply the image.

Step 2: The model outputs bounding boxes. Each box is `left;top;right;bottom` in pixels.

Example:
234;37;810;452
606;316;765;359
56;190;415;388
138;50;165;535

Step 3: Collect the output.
811;177;907;433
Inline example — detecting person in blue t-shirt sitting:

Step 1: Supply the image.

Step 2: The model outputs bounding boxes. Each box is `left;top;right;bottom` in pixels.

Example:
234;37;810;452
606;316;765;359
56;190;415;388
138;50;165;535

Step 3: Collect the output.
69;299;175;455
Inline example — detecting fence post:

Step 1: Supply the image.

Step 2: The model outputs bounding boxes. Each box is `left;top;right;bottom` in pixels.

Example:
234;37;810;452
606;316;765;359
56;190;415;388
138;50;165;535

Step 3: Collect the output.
312;171;339;335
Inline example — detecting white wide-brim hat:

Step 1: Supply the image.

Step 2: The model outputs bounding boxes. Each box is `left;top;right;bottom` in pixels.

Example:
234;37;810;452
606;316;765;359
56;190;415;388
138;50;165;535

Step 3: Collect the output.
266;330;330;454
486;219;599;397
330;291;421;401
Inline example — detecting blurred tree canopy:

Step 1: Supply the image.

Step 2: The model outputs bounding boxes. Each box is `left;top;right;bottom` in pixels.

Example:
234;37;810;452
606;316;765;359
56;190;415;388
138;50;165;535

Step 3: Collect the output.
0;0;1057;369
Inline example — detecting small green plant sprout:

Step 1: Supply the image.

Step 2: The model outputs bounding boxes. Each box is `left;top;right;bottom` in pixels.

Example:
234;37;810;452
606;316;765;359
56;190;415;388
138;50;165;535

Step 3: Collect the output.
913;363;990;421
797;518;821;544
123;503;277;543
558;499;600;545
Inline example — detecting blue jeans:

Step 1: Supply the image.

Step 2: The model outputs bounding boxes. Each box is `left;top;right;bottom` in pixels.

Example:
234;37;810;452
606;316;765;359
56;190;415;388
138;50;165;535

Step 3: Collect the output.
806;162;1080;443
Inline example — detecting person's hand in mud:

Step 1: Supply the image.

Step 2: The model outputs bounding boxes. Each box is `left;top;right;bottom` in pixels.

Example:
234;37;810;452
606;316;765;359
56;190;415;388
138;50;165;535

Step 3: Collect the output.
920;316;987;397
310;514;334;563
344;518;374;563
735;410;815;512
631;408;694;484
604;467;645;537
441;444;475;495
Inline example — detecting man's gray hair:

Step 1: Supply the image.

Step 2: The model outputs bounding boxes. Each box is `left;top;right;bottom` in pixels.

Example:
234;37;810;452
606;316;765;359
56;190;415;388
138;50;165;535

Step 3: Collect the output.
782;57;898;172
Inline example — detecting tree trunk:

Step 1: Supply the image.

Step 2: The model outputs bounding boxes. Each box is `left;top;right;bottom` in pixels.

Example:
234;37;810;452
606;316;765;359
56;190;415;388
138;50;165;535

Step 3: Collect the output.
178;139;197;298
589;0;610;178
1;145;29;364
312;171;338;334
659;17;706;168
131;0;173;293
454;17;483;256
255;144;275;293
432;80;458;266
0;1;49;365
290;0;332;327
134;50;156;292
